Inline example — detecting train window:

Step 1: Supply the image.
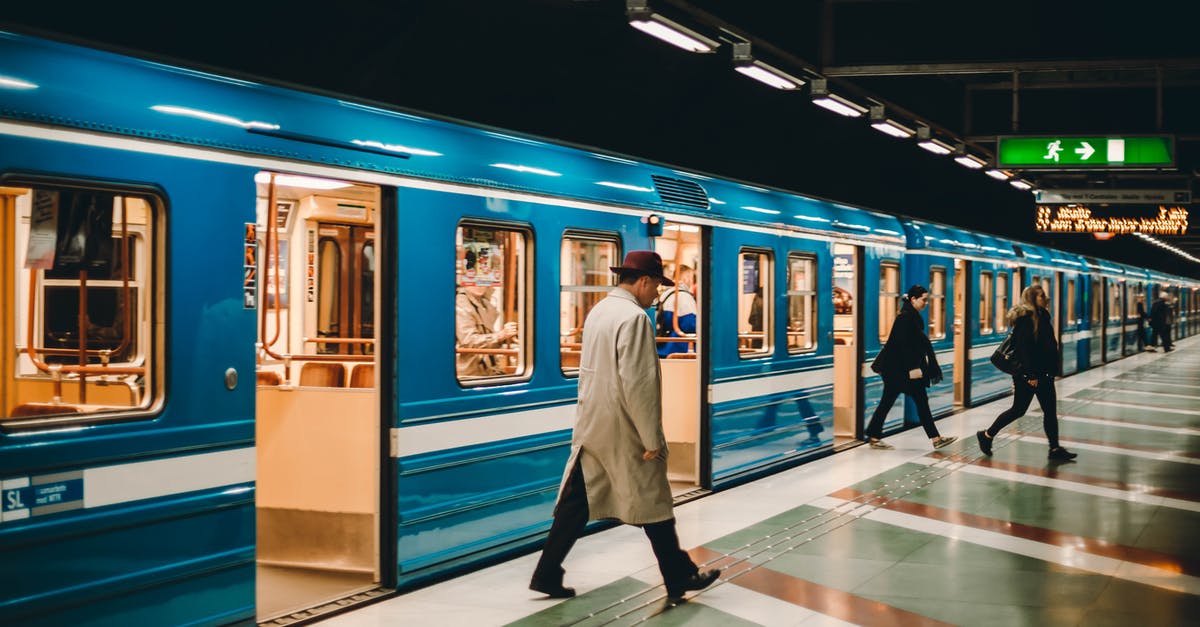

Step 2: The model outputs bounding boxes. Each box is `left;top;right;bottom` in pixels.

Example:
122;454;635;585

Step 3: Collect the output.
995;272;1009;333
455;223;529;384
1107;281;1122;321
786;253;817;353
878;261;901;340
316;238;342;351
979;272;994;334
1125;283;1140;317
1066;279;1076;324
560;234;619;375
929;267;946;339
1091;280;1102;325
738;249;772;358
3;184;162;423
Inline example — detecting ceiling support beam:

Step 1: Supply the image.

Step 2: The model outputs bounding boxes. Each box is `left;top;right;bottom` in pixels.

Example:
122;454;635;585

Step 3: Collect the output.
823;59;1200;76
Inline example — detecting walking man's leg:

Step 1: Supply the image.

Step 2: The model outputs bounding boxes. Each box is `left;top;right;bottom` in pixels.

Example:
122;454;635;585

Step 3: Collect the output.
530;460;588;597
643;519;719;600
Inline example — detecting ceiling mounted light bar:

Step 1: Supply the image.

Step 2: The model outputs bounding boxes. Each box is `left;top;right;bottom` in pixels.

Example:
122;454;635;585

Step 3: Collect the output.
810;78;867;117
626;0;718;53
952;145;987;169
915;126;953;155
868;105;914;138
731;42;805;90
985;168;1013;180
1009;179;1033;191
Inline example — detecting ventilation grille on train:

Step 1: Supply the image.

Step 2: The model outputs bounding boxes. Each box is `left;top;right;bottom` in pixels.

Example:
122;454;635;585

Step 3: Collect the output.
651;175;710;210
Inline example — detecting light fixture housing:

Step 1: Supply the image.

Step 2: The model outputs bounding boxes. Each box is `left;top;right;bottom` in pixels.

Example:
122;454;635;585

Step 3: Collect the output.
915;126;953;155
810;78;867;117
985;168;1013;180
868;105;915;138
626;0;718;53
952;145;987;169
1009;179;1033;191
731;42;805;90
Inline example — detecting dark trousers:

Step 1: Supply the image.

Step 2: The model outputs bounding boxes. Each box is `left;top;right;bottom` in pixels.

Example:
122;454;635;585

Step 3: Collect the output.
984;375;1060;448
865;378;940;440
531;460;698;588
1151;326;1173;351
1136;323;1147;349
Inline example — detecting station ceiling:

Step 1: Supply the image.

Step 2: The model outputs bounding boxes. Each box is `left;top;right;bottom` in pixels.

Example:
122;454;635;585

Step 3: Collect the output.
3;0;1199;277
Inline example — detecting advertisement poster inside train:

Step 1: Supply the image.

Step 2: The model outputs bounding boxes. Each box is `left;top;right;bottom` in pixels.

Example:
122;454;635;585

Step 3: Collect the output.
833;253;855;317
459;227;504;287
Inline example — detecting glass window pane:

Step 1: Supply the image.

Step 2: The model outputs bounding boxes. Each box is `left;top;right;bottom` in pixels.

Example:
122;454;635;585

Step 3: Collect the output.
739;250;771;358
786;254;816;352
879;262;900;340
980;272;993;334
456;224;528;383
929;267;946;339
316;238;341;354
995;272;1009;332
560;235;618;374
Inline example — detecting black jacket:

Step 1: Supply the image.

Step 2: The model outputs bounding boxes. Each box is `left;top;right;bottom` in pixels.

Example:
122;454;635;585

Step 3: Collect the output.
879;305;941;387
1150;298;1171;329
1011;307;1059;378
1136;301;1147;329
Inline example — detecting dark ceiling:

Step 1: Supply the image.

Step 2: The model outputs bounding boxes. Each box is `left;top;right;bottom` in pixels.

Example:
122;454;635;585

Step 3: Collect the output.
4;0;1199;277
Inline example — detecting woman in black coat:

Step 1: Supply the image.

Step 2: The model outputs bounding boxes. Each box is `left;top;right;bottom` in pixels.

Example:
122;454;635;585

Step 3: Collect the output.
977;285;1077;460
865;285;957;450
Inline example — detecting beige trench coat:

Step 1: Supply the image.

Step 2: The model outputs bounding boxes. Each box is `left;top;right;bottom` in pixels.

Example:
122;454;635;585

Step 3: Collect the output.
560;286;674;525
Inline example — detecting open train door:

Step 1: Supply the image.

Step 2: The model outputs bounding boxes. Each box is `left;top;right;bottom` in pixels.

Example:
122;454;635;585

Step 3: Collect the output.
831;243;861;448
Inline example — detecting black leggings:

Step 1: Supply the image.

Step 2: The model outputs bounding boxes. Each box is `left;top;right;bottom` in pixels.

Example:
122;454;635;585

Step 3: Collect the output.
866;378;940;440
984;375;1060;448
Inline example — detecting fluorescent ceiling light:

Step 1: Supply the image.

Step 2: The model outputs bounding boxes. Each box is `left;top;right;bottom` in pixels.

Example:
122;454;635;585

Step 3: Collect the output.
735;62;805;90
0;75;38;89
664;224;701;233
254;172;352;190
626;1;718;54
917;138;953;155
871;119;915;138
810;78;866;117
985;168;1013;180
151;105;278;130
351;139;442;157
742;206;781;215
953;154;987;169
490;163;562;176
596;181;653;192
1009;179;1033;190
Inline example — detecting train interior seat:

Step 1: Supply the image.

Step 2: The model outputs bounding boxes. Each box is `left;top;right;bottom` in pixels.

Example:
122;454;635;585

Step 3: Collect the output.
299;362;345;387
256;370;283;386
348;363;374;388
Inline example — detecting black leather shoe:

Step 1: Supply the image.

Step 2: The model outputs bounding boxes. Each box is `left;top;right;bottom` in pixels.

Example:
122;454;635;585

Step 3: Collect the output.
1048;447;1078;461
666;568;720;599
976;430;993;456
530;580;576;598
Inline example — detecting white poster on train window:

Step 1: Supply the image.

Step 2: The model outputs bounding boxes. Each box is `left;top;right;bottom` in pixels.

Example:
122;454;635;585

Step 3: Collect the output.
25;190;58;269
459;227;504;287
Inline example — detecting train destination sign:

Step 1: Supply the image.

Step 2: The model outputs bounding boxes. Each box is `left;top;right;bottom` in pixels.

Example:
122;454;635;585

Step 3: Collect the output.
998;136;1174;168
1035;205;1188;235
1034;189;1191;205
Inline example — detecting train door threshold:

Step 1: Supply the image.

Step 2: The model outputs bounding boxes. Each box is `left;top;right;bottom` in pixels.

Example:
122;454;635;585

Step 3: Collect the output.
258;586;396;627
672;487;711;506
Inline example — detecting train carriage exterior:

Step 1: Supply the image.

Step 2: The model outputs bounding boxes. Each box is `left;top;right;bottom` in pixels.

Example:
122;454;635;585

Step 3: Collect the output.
1;31;1198;625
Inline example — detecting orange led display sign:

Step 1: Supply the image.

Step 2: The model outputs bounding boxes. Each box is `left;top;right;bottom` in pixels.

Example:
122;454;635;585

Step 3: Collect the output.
1035;205;1188;235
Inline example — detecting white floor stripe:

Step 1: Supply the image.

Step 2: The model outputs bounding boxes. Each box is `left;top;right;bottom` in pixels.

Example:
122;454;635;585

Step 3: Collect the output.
1115;378;1200;391
912;457;1200;514
1060;414;1200;435
1017;433;1200;465
824;496;1200;595
1078;387;1200;401
1066;398;1200;416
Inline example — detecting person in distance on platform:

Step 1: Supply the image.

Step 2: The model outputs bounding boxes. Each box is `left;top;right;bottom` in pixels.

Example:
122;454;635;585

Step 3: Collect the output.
977;285;1078;460
1136;294;1150;351
1149;291;1174;352
529;251;720;602
864;285;957;451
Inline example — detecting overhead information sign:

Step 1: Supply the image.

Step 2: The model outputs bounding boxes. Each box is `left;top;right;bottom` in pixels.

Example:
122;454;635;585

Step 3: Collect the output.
1035;189;1191;205
1035;205;1188;234
998;136;1174;168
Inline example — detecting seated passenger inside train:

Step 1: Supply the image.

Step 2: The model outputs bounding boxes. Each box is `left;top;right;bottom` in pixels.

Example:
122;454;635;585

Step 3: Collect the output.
455;284;519;376
657;265;697;357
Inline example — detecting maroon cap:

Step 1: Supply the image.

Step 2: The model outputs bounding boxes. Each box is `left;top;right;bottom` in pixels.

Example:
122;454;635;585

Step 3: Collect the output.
610;250;675;286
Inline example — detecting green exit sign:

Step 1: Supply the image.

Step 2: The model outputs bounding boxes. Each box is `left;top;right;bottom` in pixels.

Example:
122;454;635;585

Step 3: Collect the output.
997;135;1174;168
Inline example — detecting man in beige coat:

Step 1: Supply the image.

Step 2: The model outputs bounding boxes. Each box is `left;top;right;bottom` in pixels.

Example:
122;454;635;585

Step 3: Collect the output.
529;251;720;601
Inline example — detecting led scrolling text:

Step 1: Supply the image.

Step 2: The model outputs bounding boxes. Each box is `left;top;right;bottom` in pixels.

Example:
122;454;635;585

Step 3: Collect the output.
1035;205;1189;235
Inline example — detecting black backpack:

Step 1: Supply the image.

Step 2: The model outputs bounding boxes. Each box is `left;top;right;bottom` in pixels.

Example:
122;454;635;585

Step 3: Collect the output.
655;288;676;337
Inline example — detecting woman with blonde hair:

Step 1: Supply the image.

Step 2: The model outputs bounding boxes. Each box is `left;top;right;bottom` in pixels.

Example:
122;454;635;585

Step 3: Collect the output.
977;285;1077;460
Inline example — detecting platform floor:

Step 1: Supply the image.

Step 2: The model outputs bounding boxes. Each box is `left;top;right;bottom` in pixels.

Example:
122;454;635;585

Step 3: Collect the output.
320;338;1200;626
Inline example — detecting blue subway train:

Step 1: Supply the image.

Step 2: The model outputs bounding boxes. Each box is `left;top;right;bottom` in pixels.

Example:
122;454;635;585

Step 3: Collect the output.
1;32;1197;625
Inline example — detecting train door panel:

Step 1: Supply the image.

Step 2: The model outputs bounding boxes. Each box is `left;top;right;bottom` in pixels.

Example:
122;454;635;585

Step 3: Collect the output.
919;259;954;416
831;243;860;447
868;252;901;435
654;220;704;495
953;259;968;406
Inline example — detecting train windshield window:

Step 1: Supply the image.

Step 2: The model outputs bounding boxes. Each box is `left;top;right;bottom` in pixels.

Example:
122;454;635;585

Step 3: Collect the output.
878;261;900;340
3;184;162;424
929;267;946;339
738;249;772;358
455;223;529;384
786;253;816;353
560;234;619;376
979;272;994;334
995;272;1009;332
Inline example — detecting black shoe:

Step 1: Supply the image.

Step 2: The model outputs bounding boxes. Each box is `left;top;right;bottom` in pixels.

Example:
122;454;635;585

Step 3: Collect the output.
530;579;576;599
976;430;993;456
666;568;720;599
1048;447;1078;461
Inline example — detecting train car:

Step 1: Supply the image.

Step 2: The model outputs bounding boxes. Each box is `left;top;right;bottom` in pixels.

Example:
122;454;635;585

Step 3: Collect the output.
3;30;1199;626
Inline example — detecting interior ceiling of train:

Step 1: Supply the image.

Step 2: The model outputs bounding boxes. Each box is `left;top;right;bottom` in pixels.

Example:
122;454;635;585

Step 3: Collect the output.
3;0;1200;277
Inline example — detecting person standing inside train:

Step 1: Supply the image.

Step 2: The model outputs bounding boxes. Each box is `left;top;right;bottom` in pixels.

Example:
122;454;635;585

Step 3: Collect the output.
656;265;697;357
864;285;957;450
530;251;719;601
977;285;1078;460
1149;291;1174;352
